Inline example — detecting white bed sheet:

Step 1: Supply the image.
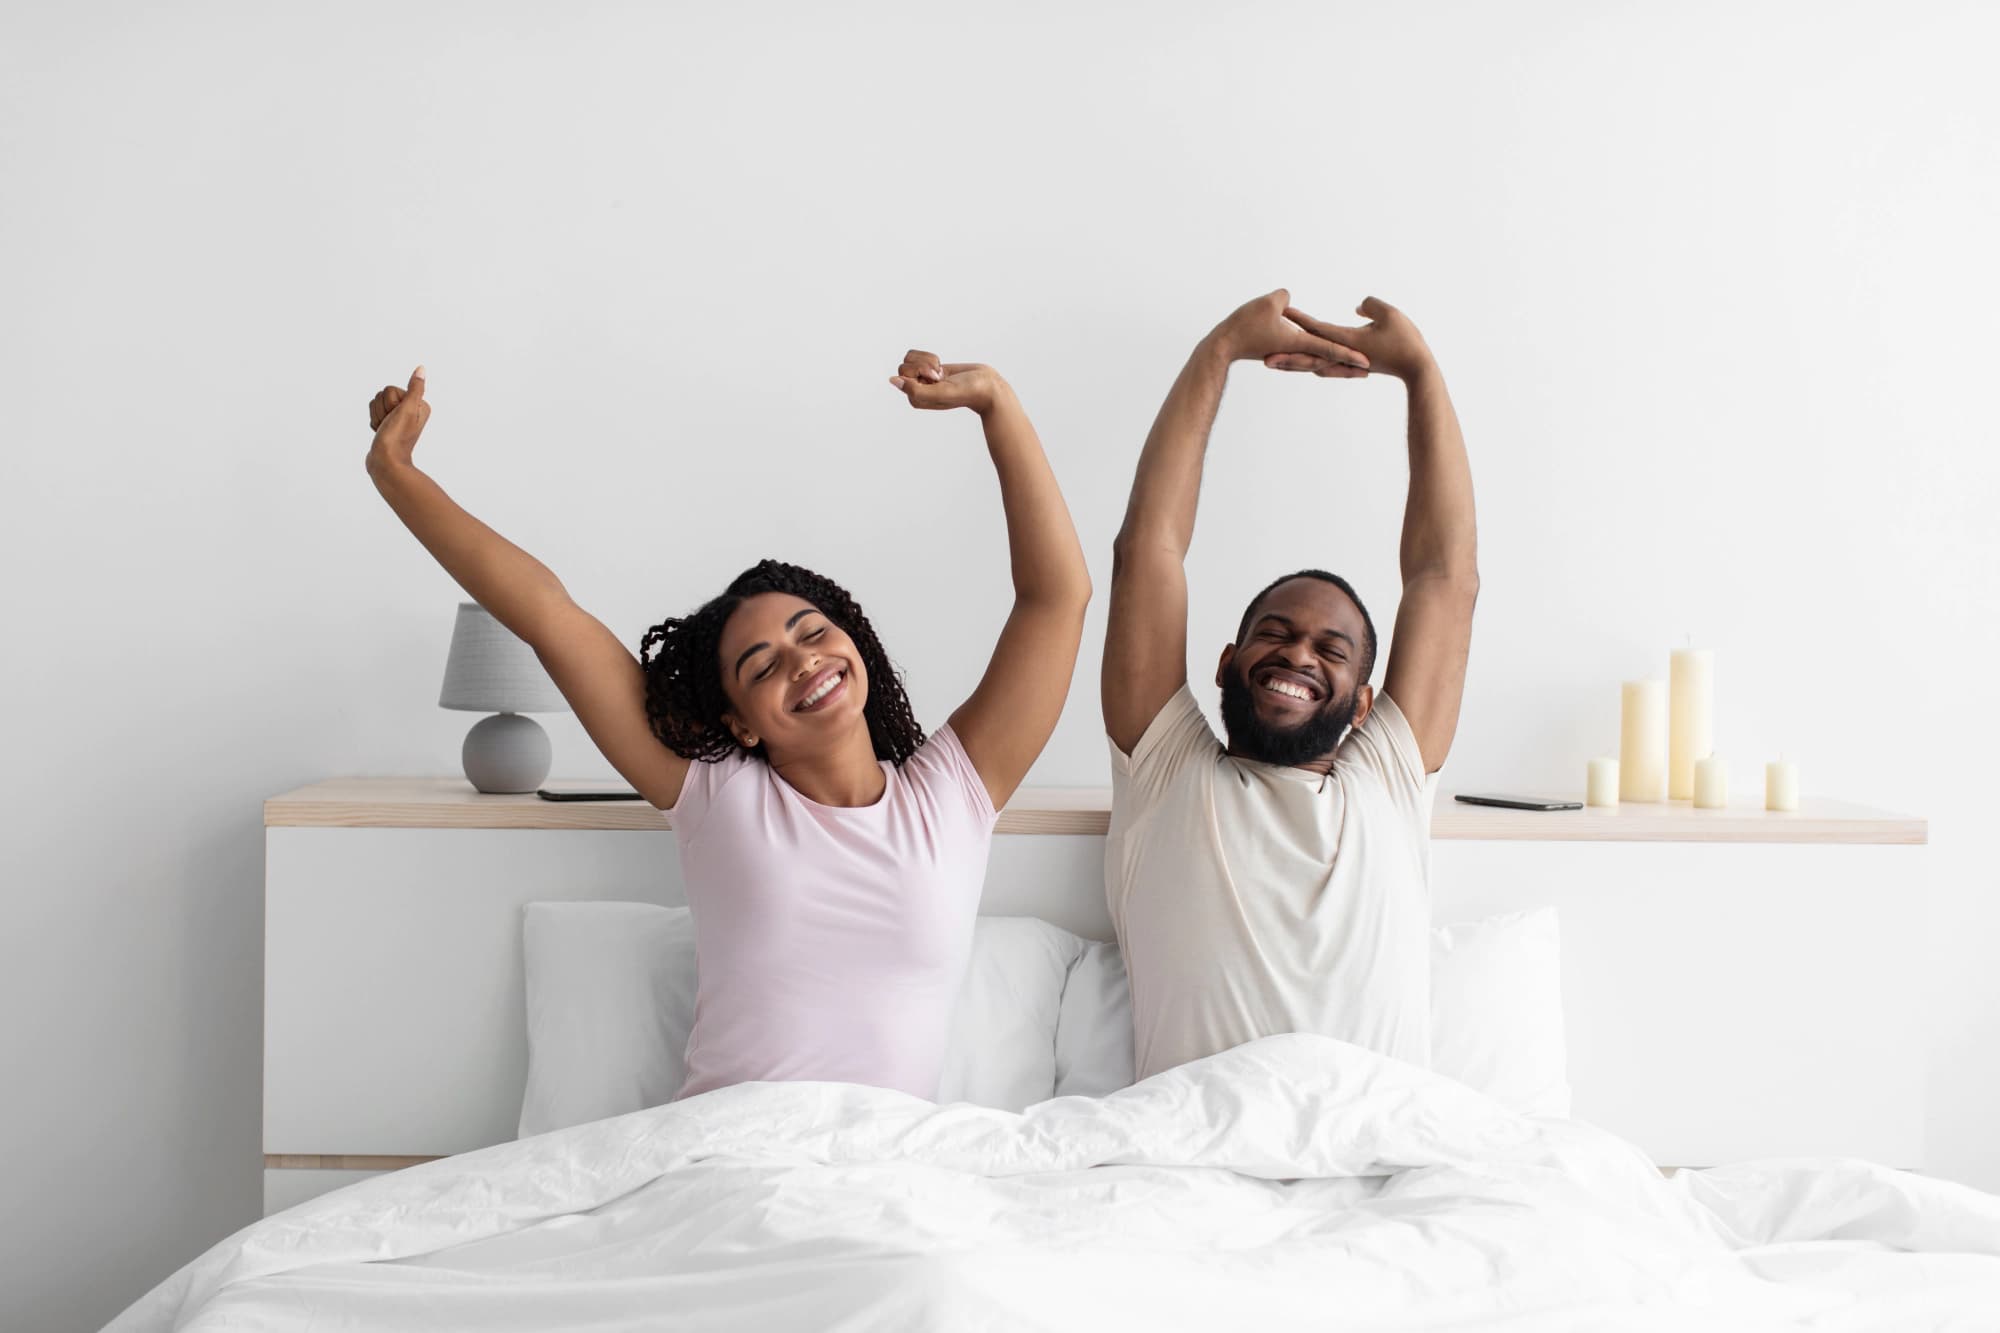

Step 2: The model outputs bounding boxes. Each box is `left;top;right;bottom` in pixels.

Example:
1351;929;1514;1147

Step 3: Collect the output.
110;1035;2000;1331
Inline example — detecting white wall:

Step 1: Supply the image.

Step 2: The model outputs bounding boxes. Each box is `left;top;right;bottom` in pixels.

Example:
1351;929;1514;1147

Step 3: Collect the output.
4;2;1995;1327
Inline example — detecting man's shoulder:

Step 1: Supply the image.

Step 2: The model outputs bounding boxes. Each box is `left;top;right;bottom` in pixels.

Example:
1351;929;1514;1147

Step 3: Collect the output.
1110;686;1220;780
1108;719;1217;836
1333;691;1430;794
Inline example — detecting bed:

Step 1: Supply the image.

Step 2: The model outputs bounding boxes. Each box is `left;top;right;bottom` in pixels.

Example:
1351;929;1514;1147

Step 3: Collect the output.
104;780;1994;1330
113;1033;2000;1329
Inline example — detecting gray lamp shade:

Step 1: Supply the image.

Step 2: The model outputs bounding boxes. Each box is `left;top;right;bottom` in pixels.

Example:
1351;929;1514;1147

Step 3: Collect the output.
438;602;571;714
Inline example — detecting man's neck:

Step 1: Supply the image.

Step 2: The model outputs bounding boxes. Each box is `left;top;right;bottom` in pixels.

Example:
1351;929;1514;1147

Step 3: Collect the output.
1223;741;1340;779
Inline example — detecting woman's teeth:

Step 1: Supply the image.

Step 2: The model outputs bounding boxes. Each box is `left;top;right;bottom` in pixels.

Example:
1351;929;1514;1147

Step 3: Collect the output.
797;671;844;710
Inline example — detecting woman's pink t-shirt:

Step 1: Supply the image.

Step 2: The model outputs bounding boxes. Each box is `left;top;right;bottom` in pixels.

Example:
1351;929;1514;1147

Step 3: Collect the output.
668;725;1000;1101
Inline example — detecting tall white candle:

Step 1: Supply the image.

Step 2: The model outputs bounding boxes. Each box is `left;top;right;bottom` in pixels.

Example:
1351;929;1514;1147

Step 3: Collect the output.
1619;680;1668;803
1693;755;1728;809
1586;757;1620;807
1669;647;1715;801
1766;759;1799;812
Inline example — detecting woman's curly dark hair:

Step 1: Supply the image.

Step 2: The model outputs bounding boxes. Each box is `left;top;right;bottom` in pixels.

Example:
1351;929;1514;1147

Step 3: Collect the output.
638;559;925;767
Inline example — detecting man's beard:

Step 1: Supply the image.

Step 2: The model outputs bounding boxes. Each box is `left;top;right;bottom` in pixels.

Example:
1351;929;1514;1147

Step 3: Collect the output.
1219;666;1358;767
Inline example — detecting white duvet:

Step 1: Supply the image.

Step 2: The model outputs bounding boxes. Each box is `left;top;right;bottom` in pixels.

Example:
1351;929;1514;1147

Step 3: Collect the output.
110;1035;2000;1331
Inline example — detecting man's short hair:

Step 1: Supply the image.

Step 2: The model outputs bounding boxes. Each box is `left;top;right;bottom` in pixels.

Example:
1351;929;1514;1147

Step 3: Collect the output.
1235;569;1379;682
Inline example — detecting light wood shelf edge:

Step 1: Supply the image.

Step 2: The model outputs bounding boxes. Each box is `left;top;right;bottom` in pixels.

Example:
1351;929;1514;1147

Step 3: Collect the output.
265;779;1927;845
265;1154;440;1171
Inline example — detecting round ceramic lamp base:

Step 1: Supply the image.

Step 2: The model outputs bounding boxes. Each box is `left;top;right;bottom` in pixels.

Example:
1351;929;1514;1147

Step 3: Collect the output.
461;712;552;794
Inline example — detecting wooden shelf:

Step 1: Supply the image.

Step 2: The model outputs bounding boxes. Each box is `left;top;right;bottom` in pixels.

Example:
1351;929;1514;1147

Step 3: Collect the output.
266;778;1925;844
1430;796;1925;845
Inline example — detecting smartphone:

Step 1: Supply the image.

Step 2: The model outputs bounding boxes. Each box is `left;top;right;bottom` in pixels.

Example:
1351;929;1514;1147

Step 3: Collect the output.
535;789;646;802
1453;793;1584;812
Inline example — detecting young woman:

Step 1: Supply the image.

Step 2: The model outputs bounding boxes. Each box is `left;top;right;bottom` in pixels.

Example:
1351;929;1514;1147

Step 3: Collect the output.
364;352;1090;1102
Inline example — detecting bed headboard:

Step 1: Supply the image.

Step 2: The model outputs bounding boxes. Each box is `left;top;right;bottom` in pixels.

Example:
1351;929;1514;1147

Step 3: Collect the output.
261;778;1930;1215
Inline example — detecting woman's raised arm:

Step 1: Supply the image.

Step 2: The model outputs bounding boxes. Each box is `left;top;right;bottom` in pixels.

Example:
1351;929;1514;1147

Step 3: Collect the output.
365;368;690;808
889;353;1092;810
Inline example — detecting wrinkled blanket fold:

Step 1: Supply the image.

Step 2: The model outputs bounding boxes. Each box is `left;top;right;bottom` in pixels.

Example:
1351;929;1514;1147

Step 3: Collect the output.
107;1034;2000;1332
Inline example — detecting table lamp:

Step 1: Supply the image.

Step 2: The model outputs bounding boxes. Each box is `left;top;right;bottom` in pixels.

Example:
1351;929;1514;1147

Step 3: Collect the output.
438;601;571;793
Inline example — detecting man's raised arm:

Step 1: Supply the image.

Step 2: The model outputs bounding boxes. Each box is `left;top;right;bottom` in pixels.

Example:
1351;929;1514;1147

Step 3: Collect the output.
1103;290;1366;753
1279;298;1478;773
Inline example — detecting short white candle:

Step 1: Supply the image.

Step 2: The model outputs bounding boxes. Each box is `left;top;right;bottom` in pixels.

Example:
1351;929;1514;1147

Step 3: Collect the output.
1619;680;1668;803
1765;759;1799;812
1693;755;1728;809
1669;647;1715;801
1586;757;1620;807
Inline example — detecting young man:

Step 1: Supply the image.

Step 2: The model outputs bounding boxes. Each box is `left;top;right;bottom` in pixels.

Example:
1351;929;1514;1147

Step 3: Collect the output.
1102;289;1477;1081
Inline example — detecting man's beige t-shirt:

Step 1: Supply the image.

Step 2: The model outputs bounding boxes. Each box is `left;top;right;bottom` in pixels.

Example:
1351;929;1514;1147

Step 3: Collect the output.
1105;684;1439;1082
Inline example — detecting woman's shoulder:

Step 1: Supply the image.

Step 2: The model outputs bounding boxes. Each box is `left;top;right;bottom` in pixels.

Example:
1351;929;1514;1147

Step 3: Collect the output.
902;724;1000;824
668;744;761;827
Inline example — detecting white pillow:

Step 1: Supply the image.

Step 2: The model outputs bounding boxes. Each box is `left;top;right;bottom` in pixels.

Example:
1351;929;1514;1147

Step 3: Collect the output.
1429;908;1571;1117
1044;910;1570;1116
518;902;698;1138
1053;940;1134;1098
517;902;1568;1129
519;906;1086;1135
936;917;1086;1111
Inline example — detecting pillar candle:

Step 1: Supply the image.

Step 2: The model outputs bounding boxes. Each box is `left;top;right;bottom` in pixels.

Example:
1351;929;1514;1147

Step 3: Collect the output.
1619;680;1668;803
1586;757;1620;807
1693;755;1728;809
1766;759;1799;812
1669;647;1715;801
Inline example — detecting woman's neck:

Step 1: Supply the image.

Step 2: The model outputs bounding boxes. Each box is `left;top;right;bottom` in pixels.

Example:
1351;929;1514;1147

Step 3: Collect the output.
769;732;889;808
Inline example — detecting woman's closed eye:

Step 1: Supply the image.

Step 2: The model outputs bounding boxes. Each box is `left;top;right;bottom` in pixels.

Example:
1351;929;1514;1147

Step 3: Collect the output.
754;627;829;681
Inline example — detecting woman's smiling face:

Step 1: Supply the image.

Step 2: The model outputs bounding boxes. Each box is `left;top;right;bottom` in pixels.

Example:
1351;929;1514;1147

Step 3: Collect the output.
715;592;871;756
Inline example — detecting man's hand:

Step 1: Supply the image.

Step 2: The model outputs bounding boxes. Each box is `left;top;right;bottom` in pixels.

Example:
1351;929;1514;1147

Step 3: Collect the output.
1268;297;1434;382
367;366;430;470
1206;289;1368;374
889;350;1010;415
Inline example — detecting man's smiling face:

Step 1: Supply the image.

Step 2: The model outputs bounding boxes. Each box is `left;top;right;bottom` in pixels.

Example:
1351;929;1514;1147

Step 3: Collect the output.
1216;575;1375;767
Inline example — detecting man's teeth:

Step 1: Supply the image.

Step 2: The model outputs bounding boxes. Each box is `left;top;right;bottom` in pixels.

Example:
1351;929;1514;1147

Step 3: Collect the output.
1261;678;1313;701
798;671;844;709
